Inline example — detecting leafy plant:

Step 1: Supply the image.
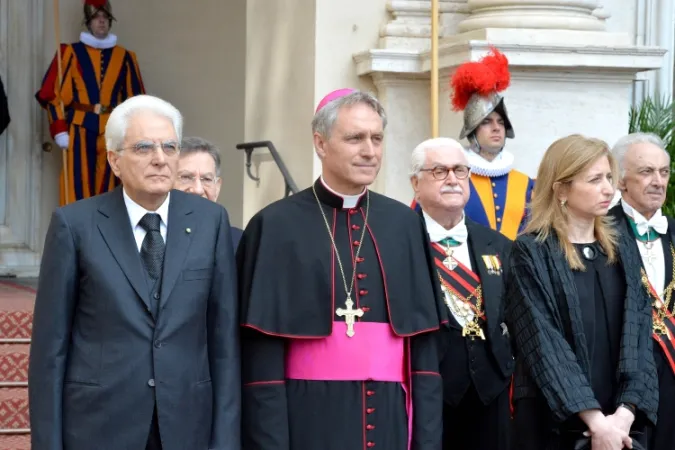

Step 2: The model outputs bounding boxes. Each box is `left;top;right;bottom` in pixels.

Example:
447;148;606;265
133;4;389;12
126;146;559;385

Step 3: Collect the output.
628;96;675;216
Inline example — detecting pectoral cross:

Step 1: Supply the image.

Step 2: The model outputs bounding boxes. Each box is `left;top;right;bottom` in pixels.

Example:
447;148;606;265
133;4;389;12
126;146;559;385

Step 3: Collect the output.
336;297;364;337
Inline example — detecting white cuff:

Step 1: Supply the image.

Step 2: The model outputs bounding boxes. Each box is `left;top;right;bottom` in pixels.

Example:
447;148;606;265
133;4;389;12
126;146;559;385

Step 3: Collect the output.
54;132;69;149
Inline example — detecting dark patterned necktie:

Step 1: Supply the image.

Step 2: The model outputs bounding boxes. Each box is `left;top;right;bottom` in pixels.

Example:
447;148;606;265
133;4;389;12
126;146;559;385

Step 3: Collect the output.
139;213;165;280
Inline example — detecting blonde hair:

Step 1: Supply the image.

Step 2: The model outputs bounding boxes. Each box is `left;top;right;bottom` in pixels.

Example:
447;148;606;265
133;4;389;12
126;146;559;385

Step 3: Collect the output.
525;134;619;270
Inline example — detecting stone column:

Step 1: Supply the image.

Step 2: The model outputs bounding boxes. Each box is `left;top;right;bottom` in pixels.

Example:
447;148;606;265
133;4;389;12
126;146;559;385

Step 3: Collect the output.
458;0;606;33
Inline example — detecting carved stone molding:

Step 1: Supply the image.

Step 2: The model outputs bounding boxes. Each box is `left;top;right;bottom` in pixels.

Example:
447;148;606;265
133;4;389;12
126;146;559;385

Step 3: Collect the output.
380;0;470;50
458;0;607;33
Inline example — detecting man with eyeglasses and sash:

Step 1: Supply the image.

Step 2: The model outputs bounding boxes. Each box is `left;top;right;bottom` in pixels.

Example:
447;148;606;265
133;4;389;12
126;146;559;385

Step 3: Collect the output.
445;48;534;240
410;137;514;450
238;89;446;450
36;0;145;205
175;136;243;249
609;132;674;450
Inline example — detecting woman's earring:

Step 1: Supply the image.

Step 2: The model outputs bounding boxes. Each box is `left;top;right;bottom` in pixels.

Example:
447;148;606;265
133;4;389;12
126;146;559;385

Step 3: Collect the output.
560;199;567;207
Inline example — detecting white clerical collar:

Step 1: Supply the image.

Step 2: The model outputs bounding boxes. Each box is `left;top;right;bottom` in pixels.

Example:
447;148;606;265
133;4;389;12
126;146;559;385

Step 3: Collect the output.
320;176;366;209
465;149;514;177
80;31;117;49
422;210;469;244
123;188;170;230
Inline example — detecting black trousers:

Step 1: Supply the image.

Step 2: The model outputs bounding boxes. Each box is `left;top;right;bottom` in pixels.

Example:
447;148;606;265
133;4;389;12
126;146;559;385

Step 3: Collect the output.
442;384;512;450
145;407;162;450
647;350;675;450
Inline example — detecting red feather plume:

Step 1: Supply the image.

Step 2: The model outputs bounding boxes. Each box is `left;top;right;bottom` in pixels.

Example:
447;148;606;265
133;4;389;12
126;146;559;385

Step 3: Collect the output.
449;47;511;112
84;0;107;7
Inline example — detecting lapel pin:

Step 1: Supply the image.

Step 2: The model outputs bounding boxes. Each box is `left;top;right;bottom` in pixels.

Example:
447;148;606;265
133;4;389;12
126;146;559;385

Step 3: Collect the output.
185;228;191;234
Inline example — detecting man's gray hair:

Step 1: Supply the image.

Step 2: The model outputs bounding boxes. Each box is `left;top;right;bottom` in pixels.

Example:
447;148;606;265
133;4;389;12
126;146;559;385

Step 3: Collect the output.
105;95;183;152
409;137;466;178
180;136;222;177
311;91;387;138
611;132;669;177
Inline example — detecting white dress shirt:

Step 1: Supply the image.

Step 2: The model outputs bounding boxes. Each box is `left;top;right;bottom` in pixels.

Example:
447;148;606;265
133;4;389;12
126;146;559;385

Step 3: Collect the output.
622;200;666;299
423;211;474;326
123;189;170;252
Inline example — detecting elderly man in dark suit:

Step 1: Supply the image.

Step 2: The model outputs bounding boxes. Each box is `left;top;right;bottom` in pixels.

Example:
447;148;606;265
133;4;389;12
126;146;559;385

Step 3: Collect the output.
175;136;243;249
410;137;515;450
609;132;673;450
28;95;240;450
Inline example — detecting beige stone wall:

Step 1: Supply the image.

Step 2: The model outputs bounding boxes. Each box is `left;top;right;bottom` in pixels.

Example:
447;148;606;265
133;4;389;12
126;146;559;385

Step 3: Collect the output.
243;0;388;224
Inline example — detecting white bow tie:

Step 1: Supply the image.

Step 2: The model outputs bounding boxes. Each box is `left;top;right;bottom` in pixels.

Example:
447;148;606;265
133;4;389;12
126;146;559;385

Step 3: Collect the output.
429;222;469;246
635;213;668;237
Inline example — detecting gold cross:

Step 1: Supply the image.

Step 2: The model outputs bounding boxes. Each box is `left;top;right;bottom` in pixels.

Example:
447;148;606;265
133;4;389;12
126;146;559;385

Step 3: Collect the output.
336;297;364;337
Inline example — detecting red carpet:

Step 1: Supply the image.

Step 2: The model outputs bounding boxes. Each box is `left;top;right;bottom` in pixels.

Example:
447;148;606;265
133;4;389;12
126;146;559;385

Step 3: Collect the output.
0;281;34;449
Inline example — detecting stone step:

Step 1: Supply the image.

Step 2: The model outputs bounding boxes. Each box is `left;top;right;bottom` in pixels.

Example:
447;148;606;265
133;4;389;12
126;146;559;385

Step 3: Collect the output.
0;389;29;432
0;434;30;450
0;285;34;342
0;346;28;386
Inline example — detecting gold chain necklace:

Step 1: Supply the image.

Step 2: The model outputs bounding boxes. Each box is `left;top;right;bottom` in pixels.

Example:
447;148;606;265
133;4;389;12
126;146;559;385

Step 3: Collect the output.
437;272;485;340
312;184;370;337
642;244;675;337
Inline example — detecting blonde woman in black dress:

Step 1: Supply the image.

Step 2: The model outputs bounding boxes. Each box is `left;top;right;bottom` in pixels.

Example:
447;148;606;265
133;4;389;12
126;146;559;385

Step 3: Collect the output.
506;134;658;450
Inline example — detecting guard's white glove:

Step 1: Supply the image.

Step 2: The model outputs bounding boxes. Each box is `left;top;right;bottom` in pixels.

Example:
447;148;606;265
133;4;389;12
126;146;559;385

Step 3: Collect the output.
54;132;69;149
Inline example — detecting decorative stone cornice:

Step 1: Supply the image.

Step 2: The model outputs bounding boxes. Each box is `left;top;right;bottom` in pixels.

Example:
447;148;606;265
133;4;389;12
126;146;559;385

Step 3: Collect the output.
354;28;666;78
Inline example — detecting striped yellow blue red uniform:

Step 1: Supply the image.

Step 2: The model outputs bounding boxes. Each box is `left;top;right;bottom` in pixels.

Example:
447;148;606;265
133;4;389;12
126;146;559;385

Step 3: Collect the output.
36;42;145;205
411;170;535;240
465;171;534;240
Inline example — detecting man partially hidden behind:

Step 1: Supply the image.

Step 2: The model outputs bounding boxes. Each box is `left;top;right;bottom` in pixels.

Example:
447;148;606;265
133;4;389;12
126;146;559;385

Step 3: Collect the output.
28;95;240;450
609;132;674;450
36;0;145;205
446;48;534;240
238;88;446;449
175;136;243;248
410;138;514;450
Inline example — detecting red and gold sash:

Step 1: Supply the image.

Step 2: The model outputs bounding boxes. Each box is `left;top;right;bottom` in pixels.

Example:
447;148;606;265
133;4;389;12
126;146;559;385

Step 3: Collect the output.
431;243;485;323
642;274;675;375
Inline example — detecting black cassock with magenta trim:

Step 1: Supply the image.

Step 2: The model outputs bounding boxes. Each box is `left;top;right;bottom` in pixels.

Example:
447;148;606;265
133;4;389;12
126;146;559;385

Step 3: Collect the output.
237;178;447;450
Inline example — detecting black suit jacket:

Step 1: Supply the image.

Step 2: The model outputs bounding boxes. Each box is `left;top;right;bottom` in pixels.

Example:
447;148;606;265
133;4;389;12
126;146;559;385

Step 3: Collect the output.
438;219;515;404
506;231;659;425
609;203;675;285
28;188;241;450
231;226;243;251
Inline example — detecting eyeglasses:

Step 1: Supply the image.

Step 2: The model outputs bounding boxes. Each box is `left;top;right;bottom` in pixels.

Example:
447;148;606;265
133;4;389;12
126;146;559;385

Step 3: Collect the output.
120;140;180;157
177;173;218;188
419;165;471;180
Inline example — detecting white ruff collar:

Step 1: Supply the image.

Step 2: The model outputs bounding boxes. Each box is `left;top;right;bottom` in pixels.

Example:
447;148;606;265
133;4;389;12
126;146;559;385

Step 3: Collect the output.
80;31;117;49
465;149;514;177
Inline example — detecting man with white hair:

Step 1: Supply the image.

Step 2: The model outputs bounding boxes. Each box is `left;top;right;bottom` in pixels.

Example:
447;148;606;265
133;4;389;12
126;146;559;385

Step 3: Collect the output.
238;88;446;449
608;132;674;450
28;95;240;450
410;137;514;450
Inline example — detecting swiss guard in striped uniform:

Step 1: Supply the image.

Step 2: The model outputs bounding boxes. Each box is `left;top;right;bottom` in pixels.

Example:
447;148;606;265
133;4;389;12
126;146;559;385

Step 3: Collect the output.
36;0;145;205
449;48;534;240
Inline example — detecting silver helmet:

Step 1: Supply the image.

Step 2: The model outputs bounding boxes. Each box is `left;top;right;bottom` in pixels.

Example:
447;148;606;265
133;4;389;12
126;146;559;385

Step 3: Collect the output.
459;92;515;140
450;48;514;141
